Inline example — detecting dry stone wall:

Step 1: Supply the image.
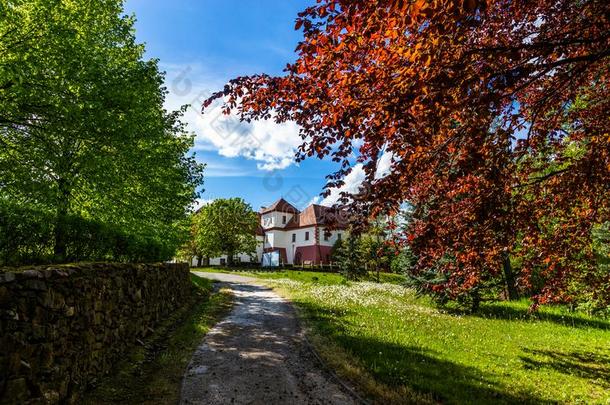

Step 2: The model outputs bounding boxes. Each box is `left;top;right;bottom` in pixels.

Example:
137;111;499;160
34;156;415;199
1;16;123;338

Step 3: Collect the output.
0;262;191;404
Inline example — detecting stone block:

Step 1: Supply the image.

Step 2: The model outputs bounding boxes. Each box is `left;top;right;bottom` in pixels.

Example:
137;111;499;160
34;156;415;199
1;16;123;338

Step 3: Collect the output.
0;262;191;403
0;272;16;283
24;279;47;291
3;378;28;403
22;270;43;279
0;286;10;306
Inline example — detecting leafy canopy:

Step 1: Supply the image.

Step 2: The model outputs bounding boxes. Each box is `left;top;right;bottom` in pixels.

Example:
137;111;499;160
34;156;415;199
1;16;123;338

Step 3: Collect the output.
0;0;203;264
204;0;609;307
194;198;259;265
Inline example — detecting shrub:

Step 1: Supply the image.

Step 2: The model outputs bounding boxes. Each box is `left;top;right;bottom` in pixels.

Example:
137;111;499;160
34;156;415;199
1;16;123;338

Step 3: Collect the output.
0;201;175;266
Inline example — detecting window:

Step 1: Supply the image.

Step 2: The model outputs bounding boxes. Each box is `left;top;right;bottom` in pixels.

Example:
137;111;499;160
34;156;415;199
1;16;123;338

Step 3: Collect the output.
282;215;287;224
323;232;329;241
292;233;296;243
337;233;342;241
305;231;310;241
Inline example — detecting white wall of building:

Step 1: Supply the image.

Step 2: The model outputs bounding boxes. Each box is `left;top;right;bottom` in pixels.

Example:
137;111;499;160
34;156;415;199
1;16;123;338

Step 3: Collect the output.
317;227;345;247
261;212;295;230
262;226;319;264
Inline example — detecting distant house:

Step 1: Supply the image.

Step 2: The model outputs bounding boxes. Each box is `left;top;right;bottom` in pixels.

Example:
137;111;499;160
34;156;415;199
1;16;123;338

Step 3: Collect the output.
192;198;347;266
260;198;347;265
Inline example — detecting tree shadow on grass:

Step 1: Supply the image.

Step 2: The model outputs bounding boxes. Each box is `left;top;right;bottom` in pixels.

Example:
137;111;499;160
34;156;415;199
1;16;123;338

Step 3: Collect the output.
447;303;610;331
296;300;547;405
520;349;610;388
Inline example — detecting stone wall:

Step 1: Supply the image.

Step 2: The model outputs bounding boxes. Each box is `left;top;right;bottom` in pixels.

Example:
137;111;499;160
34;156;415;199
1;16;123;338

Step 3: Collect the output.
0;262;191;404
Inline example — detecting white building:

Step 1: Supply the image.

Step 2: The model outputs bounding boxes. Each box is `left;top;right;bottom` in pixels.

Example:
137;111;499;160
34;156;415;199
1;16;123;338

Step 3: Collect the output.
191;198;347;266
260;198;347;265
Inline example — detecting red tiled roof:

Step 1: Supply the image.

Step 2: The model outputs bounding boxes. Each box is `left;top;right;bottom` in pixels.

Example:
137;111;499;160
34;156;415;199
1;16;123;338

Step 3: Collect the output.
260;198;299;214
255;213;264;236
256;224;264;236
285;204;348;229
260;198;348;229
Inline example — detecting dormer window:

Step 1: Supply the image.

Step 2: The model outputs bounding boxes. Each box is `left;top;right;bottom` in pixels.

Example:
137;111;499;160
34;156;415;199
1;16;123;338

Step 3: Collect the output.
282;215;287;224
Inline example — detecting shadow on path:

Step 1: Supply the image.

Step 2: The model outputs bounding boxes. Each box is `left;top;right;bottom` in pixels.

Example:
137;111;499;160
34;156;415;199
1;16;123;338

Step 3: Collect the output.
180;273;357;405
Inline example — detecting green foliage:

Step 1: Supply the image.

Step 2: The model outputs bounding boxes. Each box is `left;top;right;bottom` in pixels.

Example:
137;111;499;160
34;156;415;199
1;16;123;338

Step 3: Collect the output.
176;214;205;264
194;198;259;265
0;0;203;265
0;200;175;265
593;222;610;265
390;246;417;274
359;235;390;270
331;218;401;280
573;222;610;316
0;201;54;265
331;236;367;280
404;255;506;312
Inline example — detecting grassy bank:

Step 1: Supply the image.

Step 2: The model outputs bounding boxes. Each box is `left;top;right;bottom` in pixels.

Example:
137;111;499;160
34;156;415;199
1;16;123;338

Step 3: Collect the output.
193;266;406;284
83;274;232;404
222;269;610;404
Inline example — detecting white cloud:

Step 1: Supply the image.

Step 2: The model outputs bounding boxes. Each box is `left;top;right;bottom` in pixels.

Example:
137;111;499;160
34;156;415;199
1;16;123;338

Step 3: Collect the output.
204;162;253;178
162;63;302;172
375;150;394;179
193;198;214;211
319;150;395;207
320;164;366;206
308;195;322;206
195;100;303;171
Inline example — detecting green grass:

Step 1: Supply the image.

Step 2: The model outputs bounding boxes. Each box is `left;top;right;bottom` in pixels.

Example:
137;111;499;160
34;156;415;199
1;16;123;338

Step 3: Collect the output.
83;274;232;404
193;266;406;284
242;273;610;404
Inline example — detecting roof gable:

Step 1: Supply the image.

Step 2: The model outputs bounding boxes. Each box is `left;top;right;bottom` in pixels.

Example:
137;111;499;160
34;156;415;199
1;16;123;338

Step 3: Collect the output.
260;198;299;214
285;204;348;229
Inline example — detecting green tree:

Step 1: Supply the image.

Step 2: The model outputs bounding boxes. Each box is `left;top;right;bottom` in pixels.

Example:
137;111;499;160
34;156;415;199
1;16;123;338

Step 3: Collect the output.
177;214;206;267
194;199;258;266
331;232;366;280
359;216;396;281
0;0;203;262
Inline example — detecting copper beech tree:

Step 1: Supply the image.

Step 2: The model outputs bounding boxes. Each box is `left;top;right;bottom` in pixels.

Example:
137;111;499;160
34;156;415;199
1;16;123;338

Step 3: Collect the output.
204;0;610;309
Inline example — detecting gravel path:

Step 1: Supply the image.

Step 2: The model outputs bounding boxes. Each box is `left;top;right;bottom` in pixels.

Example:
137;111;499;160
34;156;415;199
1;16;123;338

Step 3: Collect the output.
180;272;358;405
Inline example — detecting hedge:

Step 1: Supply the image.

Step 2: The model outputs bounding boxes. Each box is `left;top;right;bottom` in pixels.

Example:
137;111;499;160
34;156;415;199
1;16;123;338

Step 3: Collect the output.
0;202;174;266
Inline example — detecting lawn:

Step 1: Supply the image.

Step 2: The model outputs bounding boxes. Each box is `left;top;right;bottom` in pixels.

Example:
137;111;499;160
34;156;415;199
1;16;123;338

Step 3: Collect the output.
193;266;406;284
83;274;232;404
205;268;610;404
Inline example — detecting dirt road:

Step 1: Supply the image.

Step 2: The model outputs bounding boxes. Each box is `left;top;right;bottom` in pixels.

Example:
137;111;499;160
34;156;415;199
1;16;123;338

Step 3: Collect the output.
180;272;358;405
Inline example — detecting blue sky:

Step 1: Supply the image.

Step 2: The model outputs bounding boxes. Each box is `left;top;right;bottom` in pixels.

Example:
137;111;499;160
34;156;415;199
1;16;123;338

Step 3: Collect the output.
123;0;351;211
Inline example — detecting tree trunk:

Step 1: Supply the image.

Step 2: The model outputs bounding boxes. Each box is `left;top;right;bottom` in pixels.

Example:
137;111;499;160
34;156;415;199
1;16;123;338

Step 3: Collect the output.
471;290;481;313
502;253;519;300
227;252;234;267
197;256;203;267
53;179;70;263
